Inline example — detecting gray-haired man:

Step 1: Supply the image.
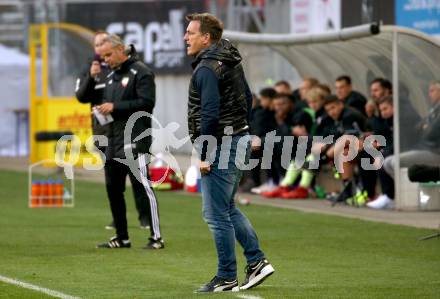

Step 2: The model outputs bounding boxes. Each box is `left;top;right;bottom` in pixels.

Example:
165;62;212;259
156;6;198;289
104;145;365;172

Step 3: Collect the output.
75;31;151;232
95;34;163;249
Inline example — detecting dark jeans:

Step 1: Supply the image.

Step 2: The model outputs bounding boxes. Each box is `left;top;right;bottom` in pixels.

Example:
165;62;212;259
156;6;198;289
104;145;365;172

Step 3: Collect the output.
201;134;265;278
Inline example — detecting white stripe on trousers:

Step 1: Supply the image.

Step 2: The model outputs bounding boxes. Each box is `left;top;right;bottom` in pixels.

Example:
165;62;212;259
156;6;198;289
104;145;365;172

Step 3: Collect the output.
138;154;161;240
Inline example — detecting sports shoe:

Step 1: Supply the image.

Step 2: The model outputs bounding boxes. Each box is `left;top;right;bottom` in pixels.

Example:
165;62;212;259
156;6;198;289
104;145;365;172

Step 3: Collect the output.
347;189;368;207
105;220;115;230
195;276;239;293
328;181;353;205
240;258;274;290
96;236;131;249
281;186;308;199
261;186;289;198
250;181;276;194
139;217;150;230
366;194;394;209
239;178;256;193
143;237;164;249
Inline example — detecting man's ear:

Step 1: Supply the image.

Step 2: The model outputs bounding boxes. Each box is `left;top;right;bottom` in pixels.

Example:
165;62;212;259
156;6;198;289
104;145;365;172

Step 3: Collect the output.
203;33;211;45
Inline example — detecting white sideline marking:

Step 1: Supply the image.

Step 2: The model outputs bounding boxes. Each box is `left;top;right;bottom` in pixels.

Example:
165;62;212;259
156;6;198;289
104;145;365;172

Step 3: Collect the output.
236;294;264;299
0;274;81;299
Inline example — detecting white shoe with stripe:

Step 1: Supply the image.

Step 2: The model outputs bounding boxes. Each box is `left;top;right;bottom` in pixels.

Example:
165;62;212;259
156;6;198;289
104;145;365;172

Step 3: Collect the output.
240;259;274;290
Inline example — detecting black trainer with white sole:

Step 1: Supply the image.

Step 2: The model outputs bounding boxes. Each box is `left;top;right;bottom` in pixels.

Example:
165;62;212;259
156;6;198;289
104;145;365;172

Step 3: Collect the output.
195;276;239;293
96;236;131;249
240;258;274;290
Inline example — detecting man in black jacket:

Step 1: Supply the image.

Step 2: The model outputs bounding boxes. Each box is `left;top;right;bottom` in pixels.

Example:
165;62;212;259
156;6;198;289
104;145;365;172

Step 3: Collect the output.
314;95;367;202
244;87;277;190
184;13;274;293
383;81;440;207
366;96;395;209
335;75;367;116
95;34;163;249
75;31;111;148
75;31;150;231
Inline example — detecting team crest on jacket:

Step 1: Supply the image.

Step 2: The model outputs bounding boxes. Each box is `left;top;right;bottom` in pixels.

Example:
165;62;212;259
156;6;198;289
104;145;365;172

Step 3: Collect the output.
121;77;129;87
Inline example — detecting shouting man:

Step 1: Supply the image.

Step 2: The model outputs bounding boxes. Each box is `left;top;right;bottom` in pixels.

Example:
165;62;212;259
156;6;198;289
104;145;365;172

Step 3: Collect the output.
184;13;274;293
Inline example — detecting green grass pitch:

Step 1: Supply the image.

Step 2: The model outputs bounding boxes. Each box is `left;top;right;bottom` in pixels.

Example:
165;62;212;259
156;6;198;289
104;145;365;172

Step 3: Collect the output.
0;170;439;298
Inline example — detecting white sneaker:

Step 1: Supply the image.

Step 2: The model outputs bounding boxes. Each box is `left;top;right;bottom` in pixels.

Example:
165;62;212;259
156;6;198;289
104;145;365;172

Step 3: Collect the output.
367;194;394;209
250;181;276;194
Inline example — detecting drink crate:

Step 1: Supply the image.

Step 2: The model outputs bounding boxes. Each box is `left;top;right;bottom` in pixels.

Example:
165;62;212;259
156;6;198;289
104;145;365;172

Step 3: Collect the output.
28;160;74;208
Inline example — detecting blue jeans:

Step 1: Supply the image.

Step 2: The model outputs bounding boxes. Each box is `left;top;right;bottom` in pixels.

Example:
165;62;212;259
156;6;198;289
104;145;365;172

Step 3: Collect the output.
201;134;265;279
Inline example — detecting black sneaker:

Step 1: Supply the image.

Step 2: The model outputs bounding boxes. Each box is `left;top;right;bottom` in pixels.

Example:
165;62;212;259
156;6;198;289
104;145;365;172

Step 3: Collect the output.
105;221;115;230
337;181;353;202
240;259;274;290
96;236;131;249
143;237;164;249
139;217;150;230
195;276;239;293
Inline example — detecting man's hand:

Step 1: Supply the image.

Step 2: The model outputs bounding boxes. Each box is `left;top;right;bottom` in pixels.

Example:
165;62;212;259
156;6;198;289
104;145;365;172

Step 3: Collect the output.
96;103;114;115
199;160;211;175
365;101;377;118
311;142;325;155
251;136;261;151
90;61;101;77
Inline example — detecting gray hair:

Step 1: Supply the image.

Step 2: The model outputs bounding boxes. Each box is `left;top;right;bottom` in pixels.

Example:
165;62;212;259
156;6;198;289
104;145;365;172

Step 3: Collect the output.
102;34;125;49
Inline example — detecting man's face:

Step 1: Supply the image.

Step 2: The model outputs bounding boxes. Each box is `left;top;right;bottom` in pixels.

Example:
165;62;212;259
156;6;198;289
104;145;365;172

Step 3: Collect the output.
100;42;125;69
259;96;272;109
94;33;107;54
184;20;210;56
325;101;344;120
335;80;352;100
370;82;386;101
428;84;440;104
379;102;393;119
307;97;322;112
273;97;291;116
299;80;312;100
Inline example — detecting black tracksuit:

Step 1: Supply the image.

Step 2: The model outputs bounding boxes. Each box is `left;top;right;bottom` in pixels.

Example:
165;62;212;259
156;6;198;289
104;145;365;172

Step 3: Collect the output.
102;55;161;241
316;107;367;139
317;107;368;198
75;56;152;229
248;106;277;185
368;116;394;198
250;106;276;138
343;90;367;117
270;109;315;181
